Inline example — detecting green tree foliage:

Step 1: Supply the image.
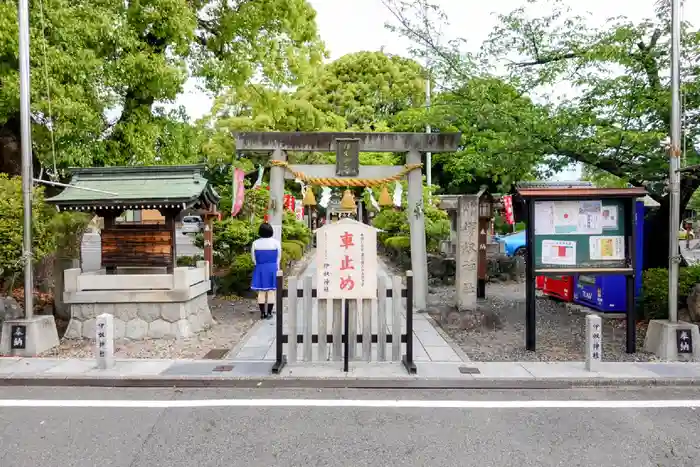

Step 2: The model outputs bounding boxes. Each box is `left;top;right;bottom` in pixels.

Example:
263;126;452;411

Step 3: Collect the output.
295;51;426;128
384;0;700;267
0;175;55;282
581;166;630;189
0;0;324;174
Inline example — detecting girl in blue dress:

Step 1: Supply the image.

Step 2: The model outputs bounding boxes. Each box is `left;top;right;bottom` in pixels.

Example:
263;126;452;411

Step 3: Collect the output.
251;223;281;319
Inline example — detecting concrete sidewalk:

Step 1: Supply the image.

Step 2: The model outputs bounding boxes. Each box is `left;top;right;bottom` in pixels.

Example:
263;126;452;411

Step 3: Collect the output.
3;357;700;388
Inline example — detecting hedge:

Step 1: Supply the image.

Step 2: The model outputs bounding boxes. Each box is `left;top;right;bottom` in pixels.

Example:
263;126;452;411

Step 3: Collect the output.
640;265;700;319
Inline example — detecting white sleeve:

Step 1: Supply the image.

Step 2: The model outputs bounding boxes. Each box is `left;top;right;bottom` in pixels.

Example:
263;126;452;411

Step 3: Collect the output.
251;240;257;265
277;240;282;268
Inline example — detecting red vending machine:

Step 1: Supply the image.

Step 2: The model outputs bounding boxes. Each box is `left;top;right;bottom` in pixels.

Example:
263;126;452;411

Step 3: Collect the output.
543;275;574;302
536;276;545;290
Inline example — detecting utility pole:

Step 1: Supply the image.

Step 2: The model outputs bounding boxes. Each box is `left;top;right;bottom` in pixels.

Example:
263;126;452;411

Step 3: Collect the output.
425;64;432;187
18;0;34;319
668;0;682;323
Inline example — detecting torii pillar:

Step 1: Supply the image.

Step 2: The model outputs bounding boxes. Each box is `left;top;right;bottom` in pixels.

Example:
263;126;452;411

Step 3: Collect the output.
234;132;461;310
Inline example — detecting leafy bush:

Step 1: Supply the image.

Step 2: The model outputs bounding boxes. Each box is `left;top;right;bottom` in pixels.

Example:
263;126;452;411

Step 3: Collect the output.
195;218;256;268
370;189;449;255
0;175;56;282
287;239;307;252
640;266;700;319
282;211;311;244
494;215;526;235
384;236;410;250
50;212;91;259
177;255;203;267
218;254;255;295
282;241;303;261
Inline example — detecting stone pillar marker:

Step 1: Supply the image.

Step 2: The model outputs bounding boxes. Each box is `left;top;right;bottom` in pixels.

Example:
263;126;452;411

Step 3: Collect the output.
95;313;115;370
269;148;286;243
455;195;478;311
585;314;602;371
407;149;428;310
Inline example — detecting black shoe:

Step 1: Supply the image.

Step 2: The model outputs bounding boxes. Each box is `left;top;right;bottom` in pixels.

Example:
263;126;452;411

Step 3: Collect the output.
266;304;274;319
258;303;266;320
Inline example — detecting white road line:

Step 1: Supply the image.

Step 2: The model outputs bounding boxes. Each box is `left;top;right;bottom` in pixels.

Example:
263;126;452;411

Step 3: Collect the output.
0;399;698;409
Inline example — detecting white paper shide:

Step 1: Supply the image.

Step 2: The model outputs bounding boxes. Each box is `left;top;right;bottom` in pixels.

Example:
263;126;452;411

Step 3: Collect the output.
316;218;377;299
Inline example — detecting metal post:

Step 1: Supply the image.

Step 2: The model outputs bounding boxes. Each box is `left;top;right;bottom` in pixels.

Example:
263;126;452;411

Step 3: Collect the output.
402;271;417;374
425;71;432;187
626;199;637;353
525;200;536;351
668;0;682;323
343;299;349;373
18;0;34;319
271;271;286;374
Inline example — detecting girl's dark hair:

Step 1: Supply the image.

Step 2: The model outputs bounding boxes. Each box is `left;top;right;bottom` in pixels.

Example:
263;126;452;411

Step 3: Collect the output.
258;223;274;238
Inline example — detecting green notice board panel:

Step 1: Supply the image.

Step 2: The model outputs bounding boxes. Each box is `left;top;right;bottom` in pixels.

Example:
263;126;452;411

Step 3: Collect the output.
533;199;628;271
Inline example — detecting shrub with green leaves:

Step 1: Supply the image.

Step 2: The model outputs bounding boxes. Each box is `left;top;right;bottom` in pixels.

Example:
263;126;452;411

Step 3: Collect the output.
371;191;450;254
0;174;56;281
640;266;700;319
282;241;303;261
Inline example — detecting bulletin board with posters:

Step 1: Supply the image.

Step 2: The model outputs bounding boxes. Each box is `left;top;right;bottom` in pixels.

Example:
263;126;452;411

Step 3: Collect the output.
532;199;629;272
516;186;647;354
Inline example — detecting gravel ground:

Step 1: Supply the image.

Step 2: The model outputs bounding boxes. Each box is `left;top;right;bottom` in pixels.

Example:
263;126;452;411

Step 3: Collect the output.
40;297;258;359
426;281;658;362
39;253;315;360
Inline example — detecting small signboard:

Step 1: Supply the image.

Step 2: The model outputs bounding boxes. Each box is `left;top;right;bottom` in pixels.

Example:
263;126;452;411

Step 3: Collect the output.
677;329;693;354
335;138;360;177
10;325;27;350
316;218;377;299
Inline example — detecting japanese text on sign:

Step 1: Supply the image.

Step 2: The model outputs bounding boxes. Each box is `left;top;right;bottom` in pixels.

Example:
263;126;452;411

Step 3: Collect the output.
677;329;693;354
10;325;26;350
316;218;377;299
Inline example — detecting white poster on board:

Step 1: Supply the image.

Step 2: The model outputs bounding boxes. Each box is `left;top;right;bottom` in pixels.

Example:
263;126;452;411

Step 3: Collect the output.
534;201;555;235
577;200;602;235
541;240;577;265
600;205;619;229
553;202;579;234
589;236;625;260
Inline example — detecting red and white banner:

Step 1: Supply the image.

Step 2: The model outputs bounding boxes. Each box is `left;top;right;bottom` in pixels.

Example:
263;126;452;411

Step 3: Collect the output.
283;194;296;212
231;168;245;216
502;195;515;225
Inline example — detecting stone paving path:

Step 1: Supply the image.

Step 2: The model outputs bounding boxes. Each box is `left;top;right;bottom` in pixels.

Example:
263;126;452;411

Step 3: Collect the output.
230;256;465;363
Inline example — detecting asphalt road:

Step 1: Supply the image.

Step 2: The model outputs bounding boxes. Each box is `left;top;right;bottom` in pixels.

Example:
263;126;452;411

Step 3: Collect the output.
1;387;700;467
81;231;202;271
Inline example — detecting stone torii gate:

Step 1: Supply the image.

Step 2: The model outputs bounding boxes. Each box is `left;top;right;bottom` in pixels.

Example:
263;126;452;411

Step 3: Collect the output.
235;132;461;310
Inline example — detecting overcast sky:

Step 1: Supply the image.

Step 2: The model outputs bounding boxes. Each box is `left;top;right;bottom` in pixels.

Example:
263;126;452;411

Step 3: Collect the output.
173;0;698;181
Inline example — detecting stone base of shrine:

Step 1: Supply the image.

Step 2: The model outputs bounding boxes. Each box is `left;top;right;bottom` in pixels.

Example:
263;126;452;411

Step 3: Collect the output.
61;263;213;340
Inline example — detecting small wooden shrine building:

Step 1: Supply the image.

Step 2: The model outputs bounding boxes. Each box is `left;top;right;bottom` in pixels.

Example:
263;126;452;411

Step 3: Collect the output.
46;165;219;273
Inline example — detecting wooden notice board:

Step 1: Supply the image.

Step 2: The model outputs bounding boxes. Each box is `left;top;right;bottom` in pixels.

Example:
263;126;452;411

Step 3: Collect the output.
533;199;628;272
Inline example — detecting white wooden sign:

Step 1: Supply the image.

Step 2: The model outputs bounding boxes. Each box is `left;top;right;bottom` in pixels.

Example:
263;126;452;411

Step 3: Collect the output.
316;218;377;299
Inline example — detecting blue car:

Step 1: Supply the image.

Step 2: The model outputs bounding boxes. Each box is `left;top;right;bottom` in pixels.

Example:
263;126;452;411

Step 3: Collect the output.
494;230;526;258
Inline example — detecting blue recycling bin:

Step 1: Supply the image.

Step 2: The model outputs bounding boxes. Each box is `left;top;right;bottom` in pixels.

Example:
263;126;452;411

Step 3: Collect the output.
573;200;644;312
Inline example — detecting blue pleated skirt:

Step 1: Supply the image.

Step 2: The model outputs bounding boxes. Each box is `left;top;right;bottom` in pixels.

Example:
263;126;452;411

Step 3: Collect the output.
251;249;279;291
